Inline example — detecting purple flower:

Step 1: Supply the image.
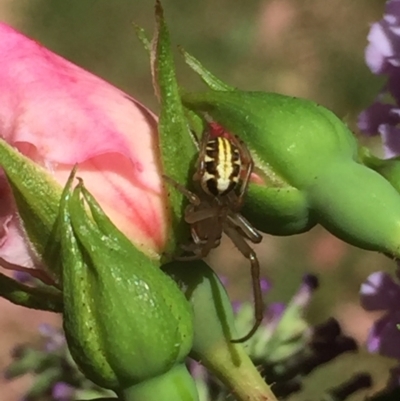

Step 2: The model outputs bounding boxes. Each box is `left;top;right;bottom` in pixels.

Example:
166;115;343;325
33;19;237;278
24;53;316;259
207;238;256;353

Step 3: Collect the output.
360;271;400;359
38;323;66;352
358;0;400;157
52;382;75;400
365;1;400;74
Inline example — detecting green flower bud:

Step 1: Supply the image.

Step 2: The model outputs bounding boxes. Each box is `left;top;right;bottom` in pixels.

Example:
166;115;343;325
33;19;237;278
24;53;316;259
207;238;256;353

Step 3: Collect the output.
59;173;196;400
182;90;400;258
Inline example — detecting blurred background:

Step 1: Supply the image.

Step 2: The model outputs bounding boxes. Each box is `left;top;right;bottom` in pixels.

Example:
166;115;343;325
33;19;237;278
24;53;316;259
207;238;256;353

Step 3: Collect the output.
0;0;394;399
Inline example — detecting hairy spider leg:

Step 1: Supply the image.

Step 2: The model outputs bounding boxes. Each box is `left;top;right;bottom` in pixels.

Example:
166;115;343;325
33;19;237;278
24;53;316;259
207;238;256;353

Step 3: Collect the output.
189;128;201;150
163;175;201;206
227;212;262;244
229;135;254;208
177;225;221;260
175;209;223;260
185;203;226;257
223;222;264;343
163;174;224;259
184;205;217;224
193;128;212;183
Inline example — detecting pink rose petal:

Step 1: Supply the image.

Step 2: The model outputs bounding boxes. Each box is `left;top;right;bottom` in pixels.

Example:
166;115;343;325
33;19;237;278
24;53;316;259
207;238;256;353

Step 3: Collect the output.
0;22;166;266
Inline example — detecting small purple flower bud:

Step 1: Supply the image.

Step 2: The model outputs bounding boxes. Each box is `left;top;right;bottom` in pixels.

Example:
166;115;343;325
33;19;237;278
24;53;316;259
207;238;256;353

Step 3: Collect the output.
231;300;242;314
260;278;271;294
367;312;400;358
366;22;395;74
52;382;75;400
263;302;286;336
386;0;400;25
38;324;65;352
365;0;400;74
360;270;400;360
357;103;399;136
381;124;400;158
12;270;34;283
290;274;319;309
358;0;400;156
267;302;285;320
360;271;400;311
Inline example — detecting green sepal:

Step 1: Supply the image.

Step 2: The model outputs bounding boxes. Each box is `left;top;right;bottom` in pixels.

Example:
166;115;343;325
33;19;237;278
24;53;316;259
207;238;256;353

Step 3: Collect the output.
150;1;197;255
179;47;235;92
59;172;117;388
0;270;62;312
164;260;278;401
0;138;63;277
243;184;317;235
133;24;151;53
60;171;193;391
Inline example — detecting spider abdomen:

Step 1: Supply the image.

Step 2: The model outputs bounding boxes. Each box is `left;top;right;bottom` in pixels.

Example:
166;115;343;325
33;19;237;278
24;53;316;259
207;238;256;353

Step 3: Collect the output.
201;136;241;196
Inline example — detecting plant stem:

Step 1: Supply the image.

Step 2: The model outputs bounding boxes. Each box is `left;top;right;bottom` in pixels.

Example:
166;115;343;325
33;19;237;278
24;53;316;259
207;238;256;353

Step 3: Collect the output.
202;342;279;401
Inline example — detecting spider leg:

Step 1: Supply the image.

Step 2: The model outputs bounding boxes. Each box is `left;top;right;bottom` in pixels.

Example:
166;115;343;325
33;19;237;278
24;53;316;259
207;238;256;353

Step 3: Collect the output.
185;207;218;224
198;226;222;257
227;212;262;244
176;251;203;261
223;223;264;343
189;129;201;150
179;203;223;259
163;174;201;206
193;128;212;182
230;135;254;208
185;200;227;223
177;218;221;260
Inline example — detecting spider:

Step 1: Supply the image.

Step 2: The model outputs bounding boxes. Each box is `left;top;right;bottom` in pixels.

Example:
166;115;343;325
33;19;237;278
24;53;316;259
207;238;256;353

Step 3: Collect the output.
164;122;264;343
